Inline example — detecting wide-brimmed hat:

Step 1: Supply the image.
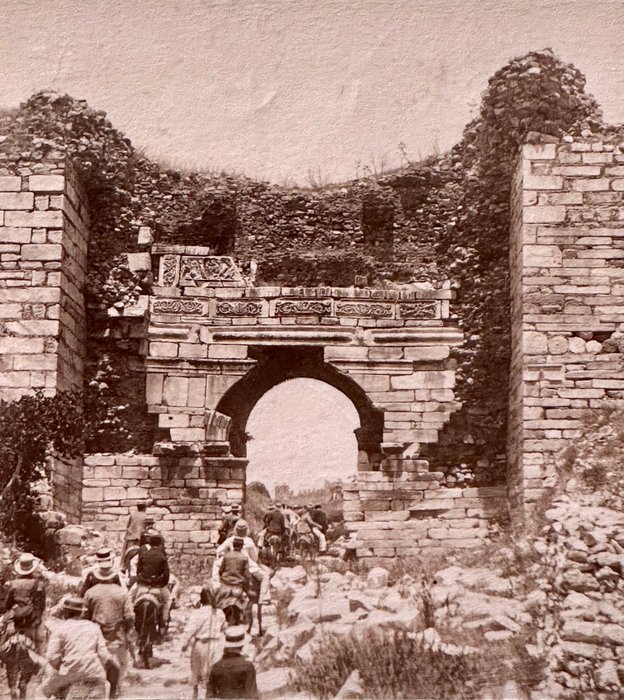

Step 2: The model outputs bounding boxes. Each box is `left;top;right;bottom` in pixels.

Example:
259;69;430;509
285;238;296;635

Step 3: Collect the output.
231;504;241;513
224;625;247;650
94;548;113;564
14;553;40;576
234;519;248;533
222;505;232;514
63;596;87;614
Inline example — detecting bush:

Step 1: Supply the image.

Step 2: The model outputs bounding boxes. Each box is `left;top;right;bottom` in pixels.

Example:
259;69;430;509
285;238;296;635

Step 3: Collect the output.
292;628;531;699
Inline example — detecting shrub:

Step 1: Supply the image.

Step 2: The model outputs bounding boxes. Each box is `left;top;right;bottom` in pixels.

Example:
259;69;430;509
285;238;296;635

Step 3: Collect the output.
292;627;533;699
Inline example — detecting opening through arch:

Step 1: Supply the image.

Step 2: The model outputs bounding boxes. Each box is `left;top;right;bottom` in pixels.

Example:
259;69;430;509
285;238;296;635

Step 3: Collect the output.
245;377;360;496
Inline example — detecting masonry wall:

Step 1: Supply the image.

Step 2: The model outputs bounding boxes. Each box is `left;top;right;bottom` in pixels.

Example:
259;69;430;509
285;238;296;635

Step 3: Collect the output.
509;139;624;516
81;453;245;552
344;469;505;558
0;164;89;400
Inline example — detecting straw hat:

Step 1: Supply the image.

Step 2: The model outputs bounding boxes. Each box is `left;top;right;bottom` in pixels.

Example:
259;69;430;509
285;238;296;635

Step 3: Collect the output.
13;553;40;576
234;519;248;535
224;625;247;650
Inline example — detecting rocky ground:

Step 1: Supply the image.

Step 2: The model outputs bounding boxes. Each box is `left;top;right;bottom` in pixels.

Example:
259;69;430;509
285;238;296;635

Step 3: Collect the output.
1;504;624;700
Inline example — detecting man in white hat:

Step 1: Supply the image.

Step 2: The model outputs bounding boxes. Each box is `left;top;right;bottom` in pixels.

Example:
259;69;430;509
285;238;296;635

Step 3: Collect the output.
208;624;258;698
214;521;270;605
84;559;134;697
39;596;117;698
80;548;125;597
3;552;46;652
217;504;241;545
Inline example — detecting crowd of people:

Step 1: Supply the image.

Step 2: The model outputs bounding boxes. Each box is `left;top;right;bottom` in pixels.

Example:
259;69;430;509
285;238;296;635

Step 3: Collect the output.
0;498;331;699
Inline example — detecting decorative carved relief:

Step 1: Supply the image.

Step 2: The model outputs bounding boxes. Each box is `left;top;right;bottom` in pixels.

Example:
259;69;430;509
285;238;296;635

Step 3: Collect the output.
152;299;204;315
275;300;332;316
398;301;438;319
179;256;243;286
160;255;180;287
336;302;393;318
216;301;262;317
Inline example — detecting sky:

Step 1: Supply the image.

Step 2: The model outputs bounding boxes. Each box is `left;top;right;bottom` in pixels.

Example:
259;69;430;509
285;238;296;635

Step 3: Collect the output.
3;0;624;492
2;0;624;186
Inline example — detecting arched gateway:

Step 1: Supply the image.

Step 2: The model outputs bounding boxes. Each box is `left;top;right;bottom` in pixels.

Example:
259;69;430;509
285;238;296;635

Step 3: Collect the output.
129;245;481;558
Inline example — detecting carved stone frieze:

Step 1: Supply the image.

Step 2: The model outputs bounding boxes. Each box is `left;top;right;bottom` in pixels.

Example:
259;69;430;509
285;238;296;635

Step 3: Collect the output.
216;301;263;317
275;300;332;316
179;256;243;286
336;302;393;318
160;255;180;287
398;301;439;319
152;299;205;315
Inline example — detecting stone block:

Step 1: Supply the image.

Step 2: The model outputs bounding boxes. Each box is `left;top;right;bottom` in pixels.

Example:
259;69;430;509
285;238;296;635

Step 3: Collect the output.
159;413;190;428
207;344;248;360
104;487;127;500
82;487;104;502
188;377;206;407
170;427;205;441
571;178;610;191
524;245;562;267
523;331;548;355
391;371;454;390
0;192;34;209
21;244;63;261
403;346;450;361
5;210;63;228
0;176;22;191
28;175;65;192
524;206;566;223
0;337;45;354
137;227;153;245
163;376;189;406
0;228;31;244
523;175;562;190
149;342;178;358
146;373;164;404
127;252;151;272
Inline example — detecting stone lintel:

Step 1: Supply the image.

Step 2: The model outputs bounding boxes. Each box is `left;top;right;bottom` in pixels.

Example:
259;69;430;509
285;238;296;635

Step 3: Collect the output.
211;329;353;344
373;328;464;345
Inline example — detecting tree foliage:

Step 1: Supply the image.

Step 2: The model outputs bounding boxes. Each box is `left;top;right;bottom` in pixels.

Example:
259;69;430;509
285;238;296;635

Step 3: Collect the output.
0;391;85;555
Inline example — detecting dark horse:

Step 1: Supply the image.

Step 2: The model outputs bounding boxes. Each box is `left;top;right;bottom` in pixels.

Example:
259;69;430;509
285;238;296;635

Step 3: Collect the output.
134;596;159;669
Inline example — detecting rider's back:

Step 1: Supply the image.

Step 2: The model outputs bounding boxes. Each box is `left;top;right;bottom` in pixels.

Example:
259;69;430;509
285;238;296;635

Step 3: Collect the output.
136;546;169;588
47;618;110;683
263;510;285;534
219;551;249;588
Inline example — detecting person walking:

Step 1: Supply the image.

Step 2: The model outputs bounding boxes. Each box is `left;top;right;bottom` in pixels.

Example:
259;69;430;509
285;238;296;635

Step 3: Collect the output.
121;503;149;563
3;553;46;653
84;562;134;698
39;597;117;699
207;625;258;699
181;583;227;700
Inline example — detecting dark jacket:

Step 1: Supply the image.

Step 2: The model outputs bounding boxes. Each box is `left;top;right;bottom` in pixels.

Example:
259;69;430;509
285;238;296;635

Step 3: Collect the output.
208;650;259;698
3;577;46;625
263;509;285;535
219;551;249;588
311;508;328;534
136;546;170;588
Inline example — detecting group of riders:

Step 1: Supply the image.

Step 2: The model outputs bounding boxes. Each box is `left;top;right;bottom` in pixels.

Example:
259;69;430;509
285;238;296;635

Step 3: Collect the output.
219;501;328;561
0;499;330;699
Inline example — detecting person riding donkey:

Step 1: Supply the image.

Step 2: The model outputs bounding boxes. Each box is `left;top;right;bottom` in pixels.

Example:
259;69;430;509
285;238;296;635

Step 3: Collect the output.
217;504;241;545
214;521;270;606
257;503;288;556
129;529;171;637
3;553;47;653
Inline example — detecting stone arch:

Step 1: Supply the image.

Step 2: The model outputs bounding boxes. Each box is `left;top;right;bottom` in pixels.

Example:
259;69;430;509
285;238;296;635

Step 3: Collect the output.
216;346;384;461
